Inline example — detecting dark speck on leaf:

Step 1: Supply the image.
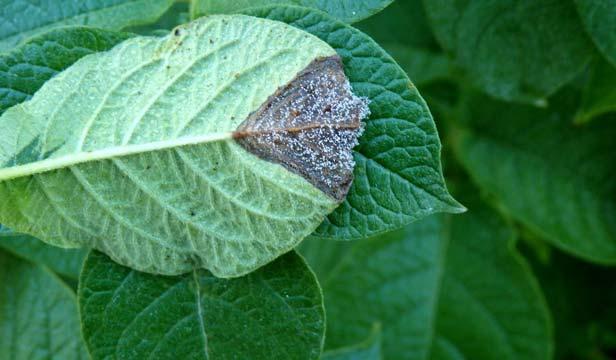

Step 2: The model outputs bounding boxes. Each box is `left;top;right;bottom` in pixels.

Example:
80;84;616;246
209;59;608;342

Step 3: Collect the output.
174;29;181;36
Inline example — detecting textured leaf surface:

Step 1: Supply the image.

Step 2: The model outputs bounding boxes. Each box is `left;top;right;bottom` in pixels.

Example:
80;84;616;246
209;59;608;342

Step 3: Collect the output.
0;225;86;279
575;0;616;66
0;27;131;115
423;0;594;103
0;15;362;277
309;193;551;359
248;6;463;240
0;0;172;52
452;90;616;264
79;251;325;360
0;249;87;360
575;57;616;123
191;0;394;23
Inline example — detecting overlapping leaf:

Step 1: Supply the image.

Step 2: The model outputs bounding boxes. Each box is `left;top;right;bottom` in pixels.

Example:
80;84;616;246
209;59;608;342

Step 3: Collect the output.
0;249;87;359
0;0;172;52
303;191;552;359
576;57;616;124
451;90;616;263
191;0;394;23
0;27;131;115
575;0;616;66
0;15;356;278
0;225;86;279
423;0;594;104
247;5;464;240
79;251;325;359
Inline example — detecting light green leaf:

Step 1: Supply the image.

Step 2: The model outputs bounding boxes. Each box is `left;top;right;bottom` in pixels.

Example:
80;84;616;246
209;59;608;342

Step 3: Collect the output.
575;57;616;124
0;0;173;53
575;0;616;67
0;15;372;277
451;90;616;264
190;0;394;23
423;0;594;104
0;249;87;360
322;324;382;360
310;192;552;359
0;27;132;115
79;250;325;359
247;5;464;241
0;225;87;279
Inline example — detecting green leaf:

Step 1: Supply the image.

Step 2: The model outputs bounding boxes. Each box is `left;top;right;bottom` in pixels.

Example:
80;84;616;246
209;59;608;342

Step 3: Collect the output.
0;15;373;277
575;0;616;67
190;0;394;23
575;57;616;124
247;5;464;240
451;90;616;264
126;2;190;36
423;0;594;104
0;225;87;279
379;44;453;87
322;324;382;360
0;249;87;360
0;27;132;116
310;192;552;359
525;245;616;359
79;250;325;359
0;0;173;52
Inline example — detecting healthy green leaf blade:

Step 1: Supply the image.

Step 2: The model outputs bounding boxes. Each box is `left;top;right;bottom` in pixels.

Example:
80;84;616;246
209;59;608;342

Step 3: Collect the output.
423;0;594;104
190;0;394;23
0;15;372;277
247;5;464;240
0;0;173;52
575;0;616;67
451;90;616;264
0;27;132;115
575;57;616;124
79;250;325;359
0;249;87;360
309;192;552;359
322;325;382;360
0;225;87;279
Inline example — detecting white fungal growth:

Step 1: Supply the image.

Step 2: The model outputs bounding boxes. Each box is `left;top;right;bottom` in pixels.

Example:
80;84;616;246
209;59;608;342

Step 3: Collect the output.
234;56;370;200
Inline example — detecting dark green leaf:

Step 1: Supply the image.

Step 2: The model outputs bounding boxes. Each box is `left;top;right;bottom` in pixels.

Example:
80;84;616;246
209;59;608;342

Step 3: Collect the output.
524;244;616;359
423;0;594;104
0;225;87;279
79;251;325;359
322;324;382;360
575;57;616;124
0;249;87;359
126;2;190;35
308;192;552;359
191;0;394;23
451;90;616;264
575;0;616;67
0;0;172;52
0;27;132;115
246;5;464;240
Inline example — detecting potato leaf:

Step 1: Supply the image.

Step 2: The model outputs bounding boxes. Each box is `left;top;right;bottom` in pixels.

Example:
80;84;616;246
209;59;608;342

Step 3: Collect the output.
0;225;87;279
0;249;87;359
451;90;616;264
307;192;552;359
79;250;325;359
0;15;374;277
575;0;616;67
247;5;464;240
190;0;394;23
423;0;594;104
0;0;173;52
575;57;616;124
0;27;132;115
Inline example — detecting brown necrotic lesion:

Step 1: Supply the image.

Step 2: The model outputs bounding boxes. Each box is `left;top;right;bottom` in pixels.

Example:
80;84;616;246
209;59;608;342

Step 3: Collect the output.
233;55;370;201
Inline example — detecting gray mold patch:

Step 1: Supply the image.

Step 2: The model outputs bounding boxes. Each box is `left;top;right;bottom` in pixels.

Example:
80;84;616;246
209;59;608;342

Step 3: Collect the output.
233;56;369;201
